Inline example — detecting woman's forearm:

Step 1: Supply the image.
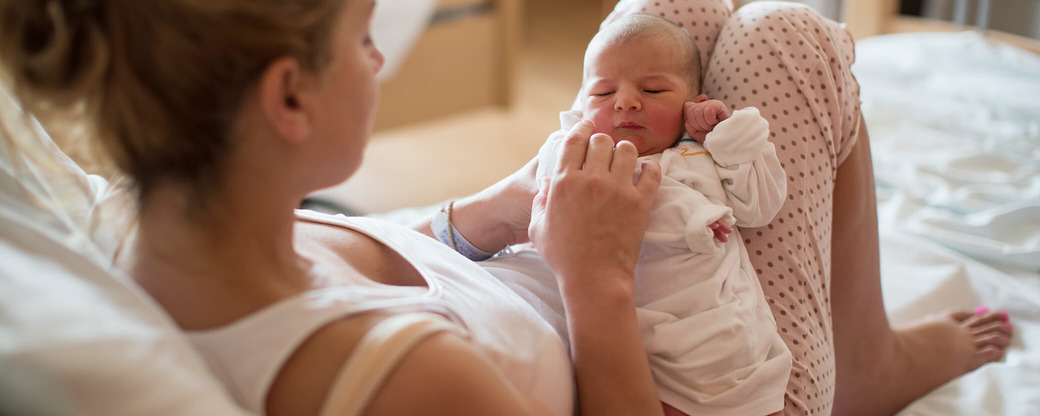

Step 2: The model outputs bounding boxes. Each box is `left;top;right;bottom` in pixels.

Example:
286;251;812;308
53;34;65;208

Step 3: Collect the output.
410;158;538;253
560;271;664;416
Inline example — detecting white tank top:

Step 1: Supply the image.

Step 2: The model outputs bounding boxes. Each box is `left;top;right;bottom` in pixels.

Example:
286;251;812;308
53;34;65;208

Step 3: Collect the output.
186;211;573;416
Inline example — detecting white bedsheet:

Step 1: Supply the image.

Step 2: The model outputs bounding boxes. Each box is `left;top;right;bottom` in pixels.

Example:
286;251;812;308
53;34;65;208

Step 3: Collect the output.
856;32;1040;415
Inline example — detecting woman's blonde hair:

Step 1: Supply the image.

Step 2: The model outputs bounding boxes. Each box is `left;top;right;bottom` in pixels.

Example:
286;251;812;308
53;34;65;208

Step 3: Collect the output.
0;0;344;200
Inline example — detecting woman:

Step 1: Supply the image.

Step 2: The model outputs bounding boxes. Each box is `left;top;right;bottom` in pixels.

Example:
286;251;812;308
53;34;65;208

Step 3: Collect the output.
1;0;662;414
0;0;1012;415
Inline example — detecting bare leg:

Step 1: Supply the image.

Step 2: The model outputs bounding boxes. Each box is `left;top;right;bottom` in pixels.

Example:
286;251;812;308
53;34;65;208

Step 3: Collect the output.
704;3;1012;414
829;120;1012;415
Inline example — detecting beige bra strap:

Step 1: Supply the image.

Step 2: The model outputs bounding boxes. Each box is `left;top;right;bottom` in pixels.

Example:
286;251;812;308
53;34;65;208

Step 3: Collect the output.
318;312;468;416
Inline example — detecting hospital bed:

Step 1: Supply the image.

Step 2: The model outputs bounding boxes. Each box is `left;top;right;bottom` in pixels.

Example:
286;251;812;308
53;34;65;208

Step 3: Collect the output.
2;0;1038;415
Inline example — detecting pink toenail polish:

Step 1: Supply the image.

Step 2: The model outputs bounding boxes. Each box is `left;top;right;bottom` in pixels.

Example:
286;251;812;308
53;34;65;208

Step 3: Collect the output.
1000;310;1009;320
975;306;989;315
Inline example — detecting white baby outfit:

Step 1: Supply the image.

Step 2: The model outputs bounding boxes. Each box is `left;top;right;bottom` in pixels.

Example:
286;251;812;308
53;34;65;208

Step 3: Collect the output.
186;211;574;416
526;107;793;416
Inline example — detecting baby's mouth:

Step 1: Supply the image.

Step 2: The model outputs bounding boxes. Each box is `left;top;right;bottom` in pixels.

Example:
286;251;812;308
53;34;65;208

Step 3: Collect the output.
617;121;643;129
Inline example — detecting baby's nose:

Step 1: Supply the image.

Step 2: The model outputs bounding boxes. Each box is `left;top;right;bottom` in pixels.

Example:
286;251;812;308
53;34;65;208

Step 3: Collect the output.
614;93;641;111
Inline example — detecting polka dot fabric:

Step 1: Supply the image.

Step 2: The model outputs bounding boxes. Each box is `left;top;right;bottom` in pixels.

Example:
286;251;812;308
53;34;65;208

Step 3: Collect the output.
706;4;862;414
602;1;862;414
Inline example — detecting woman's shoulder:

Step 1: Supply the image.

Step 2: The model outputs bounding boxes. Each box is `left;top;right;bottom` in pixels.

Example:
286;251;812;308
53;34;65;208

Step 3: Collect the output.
266;312;547;416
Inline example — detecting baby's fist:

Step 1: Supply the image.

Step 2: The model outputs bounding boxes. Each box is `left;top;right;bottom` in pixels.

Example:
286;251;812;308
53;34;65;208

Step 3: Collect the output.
684;94;731;142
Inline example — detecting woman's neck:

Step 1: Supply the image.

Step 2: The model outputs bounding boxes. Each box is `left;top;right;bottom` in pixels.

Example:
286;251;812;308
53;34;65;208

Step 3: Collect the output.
130;182;312;298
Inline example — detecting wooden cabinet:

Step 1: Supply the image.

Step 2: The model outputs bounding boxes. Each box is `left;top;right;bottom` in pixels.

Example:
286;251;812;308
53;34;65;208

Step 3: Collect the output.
373;0;520;131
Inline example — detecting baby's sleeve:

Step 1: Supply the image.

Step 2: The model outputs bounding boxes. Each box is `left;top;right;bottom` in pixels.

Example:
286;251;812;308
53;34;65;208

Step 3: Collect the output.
645;172;735;255
535;111;584;188
703;107;787;227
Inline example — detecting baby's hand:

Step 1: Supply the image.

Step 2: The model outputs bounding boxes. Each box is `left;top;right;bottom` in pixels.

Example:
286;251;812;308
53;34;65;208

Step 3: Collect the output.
709;219;732;243
684;95;731;142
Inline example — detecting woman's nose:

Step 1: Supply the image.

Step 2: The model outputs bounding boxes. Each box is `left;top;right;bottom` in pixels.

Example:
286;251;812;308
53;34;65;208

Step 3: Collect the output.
614;90;641;111
371;45;386;73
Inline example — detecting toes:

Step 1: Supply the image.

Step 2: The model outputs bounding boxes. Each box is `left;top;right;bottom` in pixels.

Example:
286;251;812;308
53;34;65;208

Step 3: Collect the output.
971;320;1013;337
965;309;1010;328
947;308;977;322
978;345;1005;363
947;306;1005;323
974;331;1010;349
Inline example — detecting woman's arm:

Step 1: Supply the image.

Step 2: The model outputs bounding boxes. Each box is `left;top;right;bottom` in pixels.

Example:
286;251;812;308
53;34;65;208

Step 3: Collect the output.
365;331;556;415
414;119;664;414
529;120;664;415
410;156;539;254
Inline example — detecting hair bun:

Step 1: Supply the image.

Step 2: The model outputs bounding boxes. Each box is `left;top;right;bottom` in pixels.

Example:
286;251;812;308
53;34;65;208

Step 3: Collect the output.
1;0;109;108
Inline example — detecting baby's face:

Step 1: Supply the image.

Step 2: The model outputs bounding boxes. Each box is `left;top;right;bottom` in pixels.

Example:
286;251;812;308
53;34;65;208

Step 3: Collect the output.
582;38;691;157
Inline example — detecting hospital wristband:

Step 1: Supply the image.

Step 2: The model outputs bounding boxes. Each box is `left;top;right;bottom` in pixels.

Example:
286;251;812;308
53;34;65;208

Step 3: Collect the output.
431;201;495;261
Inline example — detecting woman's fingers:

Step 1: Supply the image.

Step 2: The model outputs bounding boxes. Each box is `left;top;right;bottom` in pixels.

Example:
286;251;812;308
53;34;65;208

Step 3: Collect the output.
551;118;653;192
556;120;640;178
585;133;616;173
634;159;661;198
610;140;639;178
558;119;596;173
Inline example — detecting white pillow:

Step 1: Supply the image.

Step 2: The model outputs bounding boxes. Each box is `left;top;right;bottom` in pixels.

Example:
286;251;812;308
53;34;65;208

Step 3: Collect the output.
0;83;249;415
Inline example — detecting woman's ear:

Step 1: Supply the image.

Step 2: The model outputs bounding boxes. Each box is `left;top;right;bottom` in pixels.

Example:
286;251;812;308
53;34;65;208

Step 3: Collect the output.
258;57;312;144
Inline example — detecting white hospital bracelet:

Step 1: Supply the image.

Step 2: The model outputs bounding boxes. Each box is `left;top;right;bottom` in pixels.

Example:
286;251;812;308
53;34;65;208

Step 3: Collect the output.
431;201;495;261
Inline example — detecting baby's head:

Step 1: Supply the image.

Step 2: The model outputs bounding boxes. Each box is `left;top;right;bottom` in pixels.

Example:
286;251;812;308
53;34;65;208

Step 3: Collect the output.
581;14;701;156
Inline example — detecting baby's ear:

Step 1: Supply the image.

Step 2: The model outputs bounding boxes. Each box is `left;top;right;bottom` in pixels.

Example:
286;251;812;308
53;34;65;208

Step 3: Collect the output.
693;94;709;103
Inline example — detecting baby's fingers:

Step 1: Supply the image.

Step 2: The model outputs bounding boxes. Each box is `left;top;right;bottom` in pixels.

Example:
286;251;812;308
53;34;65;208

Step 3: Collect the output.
708;100;731;124
700;107;718;128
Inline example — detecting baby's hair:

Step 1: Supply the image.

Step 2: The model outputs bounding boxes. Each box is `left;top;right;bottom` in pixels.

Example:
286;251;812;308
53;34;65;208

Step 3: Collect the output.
584;13;702;97
0;0;343;204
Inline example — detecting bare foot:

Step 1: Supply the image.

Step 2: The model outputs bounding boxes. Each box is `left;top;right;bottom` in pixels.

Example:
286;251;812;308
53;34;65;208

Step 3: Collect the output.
897;308;1011;372
883;307;1012;412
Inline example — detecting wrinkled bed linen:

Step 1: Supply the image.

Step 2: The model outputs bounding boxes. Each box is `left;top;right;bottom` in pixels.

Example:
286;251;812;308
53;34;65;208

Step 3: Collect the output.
856;32;1040;415
854;31;1040;271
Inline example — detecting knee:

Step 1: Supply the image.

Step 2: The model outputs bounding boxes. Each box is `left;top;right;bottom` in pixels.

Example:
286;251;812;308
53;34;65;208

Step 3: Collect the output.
713;1;857;95
731;1;820;30
725;1;850;58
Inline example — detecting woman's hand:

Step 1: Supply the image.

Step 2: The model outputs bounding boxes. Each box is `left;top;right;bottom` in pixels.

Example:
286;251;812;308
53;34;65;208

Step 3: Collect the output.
528;119;664;416
528;119;661;288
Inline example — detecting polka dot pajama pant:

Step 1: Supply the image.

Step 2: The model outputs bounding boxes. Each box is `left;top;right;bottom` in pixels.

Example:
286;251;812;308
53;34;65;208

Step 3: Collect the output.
605;1;863;414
